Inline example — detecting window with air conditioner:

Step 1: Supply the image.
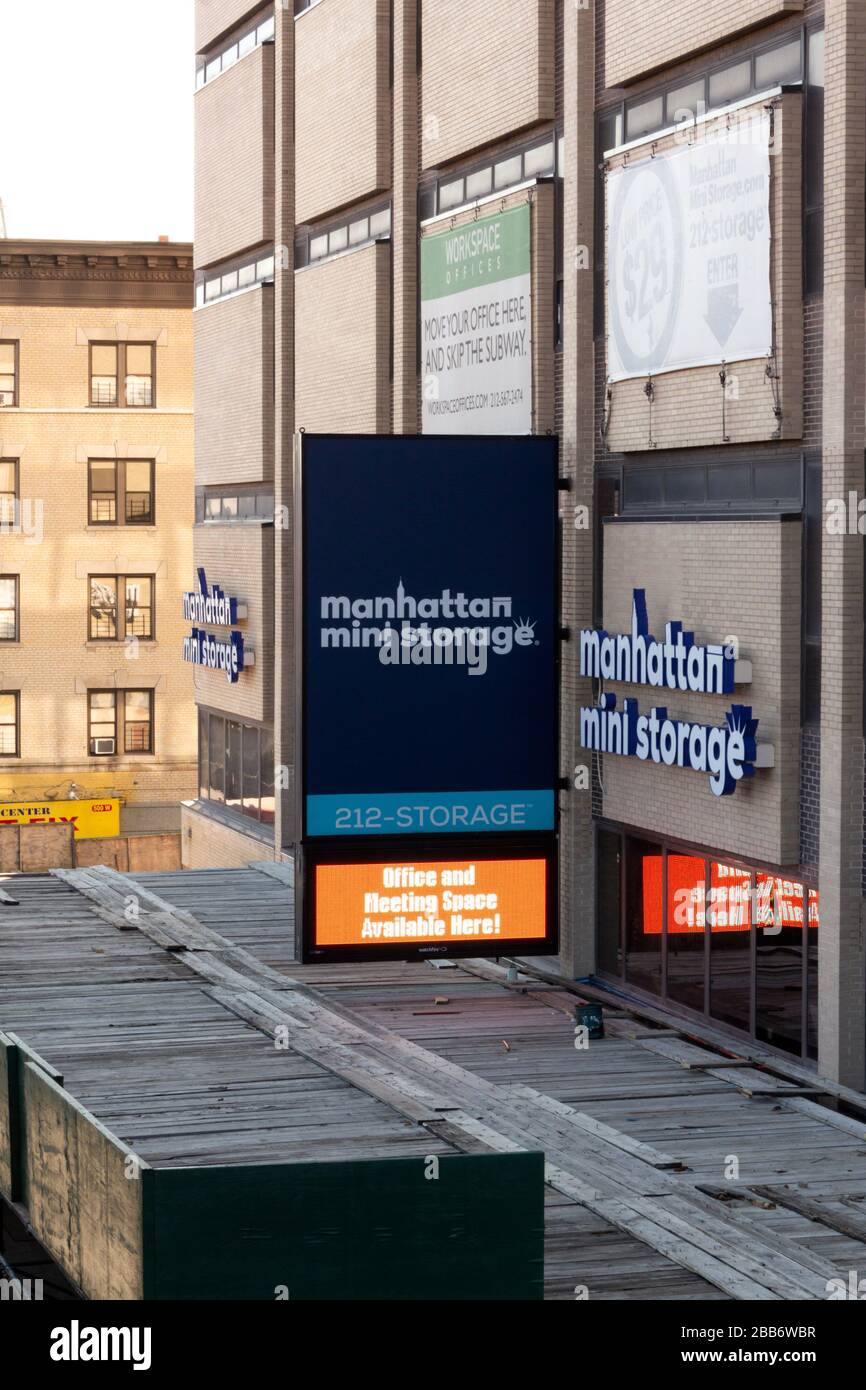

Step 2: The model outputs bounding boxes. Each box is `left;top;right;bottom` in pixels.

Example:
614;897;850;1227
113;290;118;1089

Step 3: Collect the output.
89;689;153;756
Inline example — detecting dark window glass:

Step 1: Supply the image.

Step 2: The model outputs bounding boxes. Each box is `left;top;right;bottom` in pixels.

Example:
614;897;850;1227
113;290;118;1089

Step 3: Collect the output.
806;889;819;1060
209;717;225;802
624;837;663;996
198;713;209;800
707;462;751;502
260;726;275;825
242;724;261;820
226;720;242;810
755;874;804;1056
664;467;706;505
753;458;801;501
666;854;706;1013
623;469;664;507
596;830;622;976
803;457;822;725
708;862;752;1033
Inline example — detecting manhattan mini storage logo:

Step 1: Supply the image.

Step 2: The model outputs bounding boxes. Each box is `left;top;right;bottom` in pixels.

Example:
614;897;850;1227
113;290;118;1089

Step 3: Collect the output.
319;579;538;676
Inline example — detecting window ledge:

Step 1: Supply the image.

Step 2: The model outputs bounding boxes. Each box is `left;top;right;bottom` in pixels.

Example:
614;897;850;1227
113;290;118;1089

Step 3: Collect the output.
85;640;158;650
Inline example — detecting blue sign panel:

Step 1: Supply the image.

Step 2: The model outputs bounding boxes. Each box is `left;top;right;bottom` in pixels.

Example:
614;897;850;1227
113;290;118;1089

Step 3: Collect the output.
300;435;558;838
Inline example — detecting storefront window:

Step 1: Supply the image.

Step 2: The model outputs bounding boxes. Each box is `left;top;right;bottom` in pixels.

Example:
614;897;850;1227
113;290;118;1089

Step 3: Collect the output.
666;854;706;1014
596;830;622;976
806;890;820;1060
624;837;663;996
755;874;805;1056
708;862;752;1034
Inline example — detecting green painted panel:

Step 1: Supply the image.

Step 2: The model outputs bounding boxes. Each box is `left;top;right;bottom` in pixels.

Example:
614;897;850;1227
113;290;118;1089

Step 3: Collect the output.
142;1151;544;1301
0;1034;13;1198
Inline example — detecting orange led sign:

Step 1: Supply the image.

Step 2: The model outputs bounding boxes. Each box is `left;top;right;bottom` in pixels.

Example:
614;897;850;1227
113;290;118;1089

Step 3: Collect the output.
310;855;550;957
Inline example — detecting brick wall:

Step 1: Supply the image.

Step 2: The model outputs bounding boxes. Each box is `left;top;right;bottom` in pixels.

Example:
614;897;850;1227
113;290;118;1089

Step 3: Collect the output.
194;43;275;269
604;0;804;87
605;93;803;453
597;517;802;865
196;0;262;53
294;242;392;432
421;0;555;168
195;285;274;485
182;800;275;868
800;725;820;871
295;0;390;223
190;522;274;724
0;301;196;809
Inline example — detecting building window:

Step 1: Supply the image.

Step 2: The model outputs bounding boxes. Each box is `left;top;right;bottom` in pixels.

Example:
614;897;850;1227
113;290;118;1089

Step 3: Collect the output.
90;343;155;408
0;692;19;756
195;249;277;307
296;205;392;270
198;711;274;824
428;134;558;221
89;575;154;641
596;826;818;1060
89;689;153;756
195;8;275;90
124;690;154;753
0;576;18;640
195;486;274;524
0;459;18;526
89;459;155;525
0;342;18;407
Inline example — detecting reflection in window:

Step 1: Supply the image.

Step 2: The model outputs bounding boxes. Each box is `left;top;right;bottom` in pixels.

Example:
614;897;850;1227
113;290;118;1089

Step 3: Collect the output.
667;854;706;1014
806;889;819;1059
709;862;752;1034
756;874;805;1056
625;837;663;996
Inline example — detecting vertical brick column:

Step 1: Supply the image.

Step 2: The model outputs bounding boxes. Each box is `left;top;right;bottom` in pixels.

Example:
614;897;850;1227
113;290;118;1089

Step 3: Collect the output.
818;0;866;1087
273;8;297;863
559;0;596;977
392;0;419;433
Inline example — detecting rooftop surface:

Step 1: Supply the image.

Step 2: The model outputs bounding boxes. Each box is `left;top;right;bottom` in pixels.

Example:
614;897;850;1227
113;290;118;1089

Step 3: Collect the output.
2;863;866;1300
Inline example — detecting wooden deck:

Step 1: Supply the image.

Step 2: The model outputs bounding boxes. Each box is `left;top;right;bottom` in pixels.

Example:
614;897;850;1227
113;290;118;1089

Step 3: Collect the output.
4;863;866;1300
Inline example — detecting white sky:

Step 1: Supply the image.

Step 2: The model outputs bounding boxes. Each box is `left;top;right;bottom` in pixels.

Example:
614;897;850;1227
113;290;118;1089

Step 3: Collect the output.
0;0;194;243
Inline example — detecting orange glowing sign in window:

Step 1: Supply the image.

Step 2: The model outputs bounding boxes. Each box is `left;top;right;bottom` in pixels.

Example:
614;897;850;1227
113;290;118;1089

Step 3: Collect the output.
643;854;819;933
313;857;548;949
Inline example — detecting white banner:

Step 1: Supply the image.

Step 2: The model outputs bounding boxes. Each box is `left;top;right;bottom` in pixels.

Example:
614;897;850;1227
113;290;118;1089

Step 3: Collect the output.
421;205;532;434
606;113;773;381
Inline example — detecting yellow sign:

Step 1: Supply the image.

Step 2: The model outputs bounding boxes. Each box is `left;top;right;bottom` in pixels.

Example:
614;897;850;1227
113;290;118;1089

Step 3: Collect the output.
0;798;121;840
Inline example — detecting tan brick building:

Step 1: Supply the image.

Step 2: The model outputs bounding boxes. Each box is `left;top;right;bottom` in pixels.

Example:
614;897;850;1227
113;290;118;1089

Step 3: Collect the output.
0;240;196;865
191;0;866;1088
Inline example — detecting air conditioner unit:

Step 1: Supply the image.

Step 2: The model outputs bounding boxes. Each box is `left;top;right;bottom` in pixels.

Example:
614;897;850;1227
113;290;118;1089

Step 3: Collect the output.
93;737;116;755
0;392;13;407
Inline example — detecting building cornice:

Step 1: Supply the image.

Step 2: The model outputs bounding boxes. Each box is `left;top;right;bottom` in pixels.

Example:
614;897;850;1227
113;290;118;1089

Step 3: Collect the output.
0;240;194;309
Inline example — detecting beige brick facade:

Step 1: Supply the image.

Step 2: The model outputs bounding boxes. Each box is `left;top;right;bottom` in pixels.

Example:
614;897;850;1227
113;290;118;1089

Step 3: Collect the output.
421;0;555;168
194;43;275;270
294;242;392;433
194;285;274;485
295;0;391;224
605;0;804;88
0;244;196;820
196;0;261;53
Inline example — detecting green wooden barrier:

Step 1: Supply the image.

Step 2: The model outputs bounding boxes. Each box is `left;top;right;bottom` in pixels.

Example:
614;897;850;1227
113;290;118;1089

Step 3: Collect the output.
141;1151;545;1300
